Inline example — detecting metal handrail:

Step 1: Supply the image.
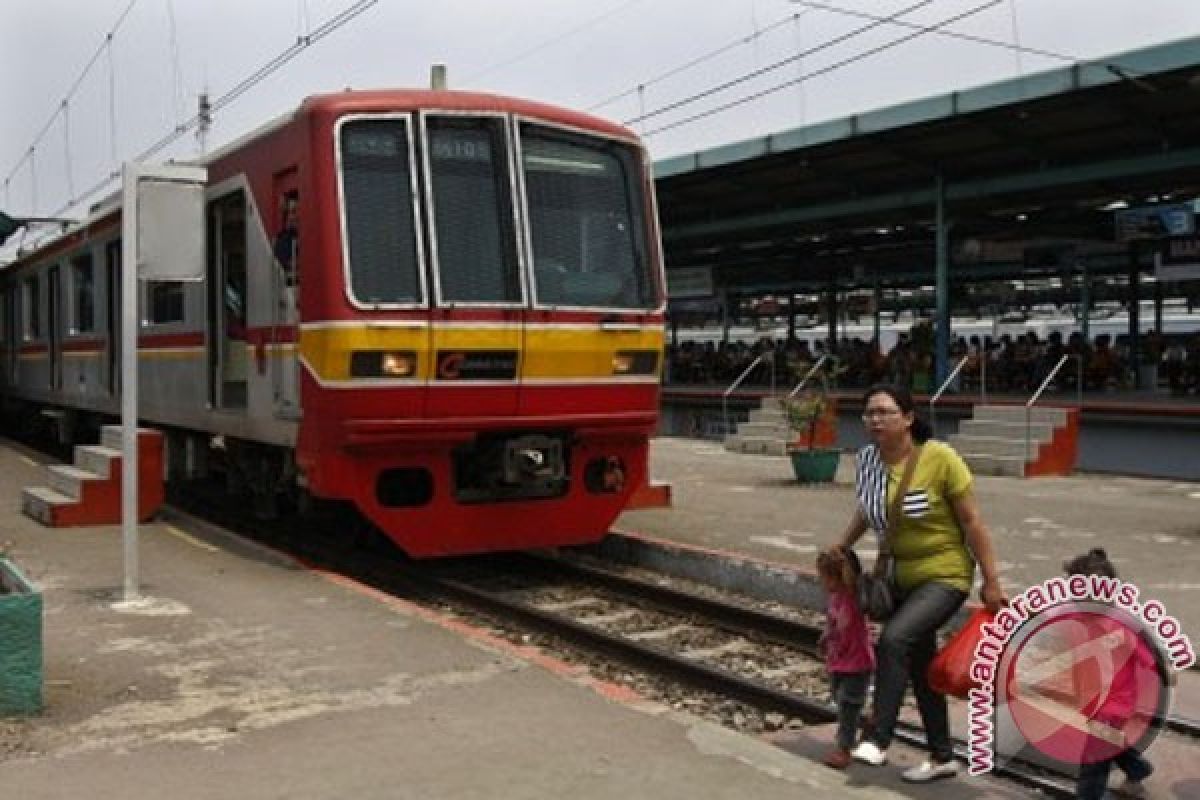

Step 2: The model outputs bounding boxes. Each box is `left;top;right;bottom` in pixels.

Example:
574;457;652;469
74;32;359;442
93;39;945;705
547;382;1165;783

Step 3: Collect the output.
1023;354;1084;467
980;348;988;404
928;356;969;437
722;353;775;438
786;354;829;399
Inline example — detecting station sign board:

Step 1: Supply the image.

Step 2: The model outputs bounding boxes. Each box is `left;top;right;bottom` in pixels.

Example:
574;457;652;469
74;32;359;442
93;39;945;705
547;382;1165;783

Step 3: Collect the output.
1155;234;1200;281
1114;203;1195;243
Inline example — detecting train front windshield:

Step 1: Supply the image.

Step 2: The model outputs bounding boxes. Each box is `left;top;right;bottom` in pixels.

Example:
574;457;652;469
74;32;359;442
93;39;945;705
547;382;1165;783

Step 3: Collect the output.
337;114;657;310
520;123;656;310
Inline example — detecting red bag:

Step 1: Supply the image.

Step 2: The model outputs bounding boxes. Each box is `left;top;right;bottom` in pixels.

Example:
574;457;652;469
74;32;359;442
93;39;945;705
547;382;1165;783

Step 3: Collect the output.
928;608;996;698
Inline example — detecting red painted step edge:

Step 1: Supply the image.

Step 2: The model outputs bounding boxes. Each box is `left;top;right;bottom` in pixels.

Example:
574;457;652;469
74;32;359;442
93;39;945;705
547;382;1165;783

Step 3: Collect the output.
1026;407;1079;477
44;433;164;526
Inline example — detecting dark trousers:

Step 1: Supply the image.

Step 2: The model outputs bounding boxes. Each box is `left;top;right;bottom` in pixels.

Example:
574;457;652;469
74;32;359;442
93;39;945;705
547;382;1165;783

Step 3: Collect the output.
1076;748;1153;799
869;581;967;762
831;671;871;750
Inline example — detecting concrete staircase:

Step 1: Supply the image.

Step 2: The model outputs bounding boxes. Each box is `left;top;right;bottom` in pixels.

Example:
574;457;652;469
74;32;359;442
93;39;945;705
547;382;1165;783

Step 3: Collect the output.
723;397;838;456
949;404;1080;478
21;425;165;526
723;399;792;455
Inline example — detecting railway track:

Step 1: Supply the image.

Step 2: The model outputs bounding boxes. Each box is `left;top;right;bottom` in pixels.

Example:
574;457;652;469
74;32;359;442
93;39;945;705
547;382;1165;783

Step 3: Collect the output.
160;481;1199;798
410;553;1087;797
541;556;1200;741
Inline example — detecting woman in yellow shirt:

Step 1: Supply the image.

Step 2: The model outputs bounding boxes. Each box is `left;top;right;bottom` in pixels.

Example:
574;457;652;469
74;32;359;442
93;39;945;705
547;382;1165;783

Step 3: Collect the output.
836;384;1006;782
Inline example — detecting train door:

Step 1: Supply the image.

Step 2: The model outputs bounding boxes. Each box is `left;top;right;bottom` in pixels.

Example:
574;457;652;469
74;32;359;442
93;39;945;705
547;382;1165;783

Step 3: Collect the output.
270;169;300;417
421;113;523;417
47;265;62;391
206;191;249;410
105;241;120;394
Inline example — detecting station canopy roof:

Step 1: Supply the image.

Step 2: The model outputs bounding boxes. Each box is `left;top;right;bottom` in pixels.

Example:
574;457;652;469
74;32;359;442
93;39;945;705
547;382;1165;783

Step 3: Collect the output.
653;35;1200;294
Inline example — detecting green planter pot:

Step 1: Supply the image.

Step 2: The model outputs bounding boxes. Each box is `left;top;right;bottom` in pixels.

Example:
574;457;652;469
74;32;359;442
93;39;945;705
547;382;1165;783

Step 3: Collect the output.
788;449;839;483
0;559;43;715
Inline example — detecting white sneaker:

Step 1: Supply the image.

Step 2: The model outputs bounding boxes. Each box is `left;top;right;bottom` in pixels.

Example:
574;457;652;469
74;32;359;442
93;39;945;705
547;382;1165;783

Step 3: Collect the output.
902;759;959;782
850;741;887;766
1119;778;1147;798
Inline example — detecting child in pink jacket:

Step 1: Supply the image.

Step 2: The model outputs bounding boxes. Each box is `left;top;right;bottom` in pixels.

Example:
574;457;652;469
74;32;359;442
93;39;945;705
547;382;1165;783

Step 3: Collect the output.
1063;548;1158;800
817;545;876;769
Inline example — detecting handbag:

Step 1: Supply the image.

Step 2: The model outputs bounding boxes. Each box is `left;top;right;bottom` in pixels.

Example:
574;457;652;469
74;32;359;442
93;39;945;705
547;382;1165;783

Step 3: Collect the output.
857;446;920;622
928;607;996;698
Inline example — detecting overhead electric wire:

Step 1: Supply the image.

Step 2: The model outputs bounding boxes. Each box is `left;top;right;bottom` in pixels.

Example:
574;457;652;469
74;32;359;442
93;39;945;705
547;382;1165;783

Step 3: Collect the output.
2;0;139;190
45;0;381;219
791;0;1120;70
623;0;935;127
587;10;806;113
135;0;380;164
464;0;647;85
639;0;1005;138
1008;0;1024;76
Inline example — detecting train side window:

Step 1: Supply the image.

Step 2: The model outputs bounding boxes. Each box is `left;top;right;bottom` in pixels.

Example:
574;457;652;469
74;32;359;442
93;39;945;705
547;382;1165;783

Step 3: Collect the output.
147;281;185;325
70;252;95;334
273;191;299;287
23;277;40;340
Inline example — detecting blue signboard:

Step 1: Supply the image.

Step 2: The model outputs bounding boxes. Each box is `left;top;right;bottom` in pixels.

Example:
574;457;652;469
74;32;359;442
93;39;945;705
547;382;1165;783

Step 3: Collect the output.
1114;203;1195;242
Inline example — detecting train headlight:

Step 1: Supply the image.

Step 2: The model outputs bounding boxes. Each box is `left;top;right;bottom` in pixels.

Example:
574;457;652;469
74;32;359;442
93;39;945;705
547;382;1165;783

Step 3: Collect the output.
612;350;659;375
350;350;417;378
381;351;417;377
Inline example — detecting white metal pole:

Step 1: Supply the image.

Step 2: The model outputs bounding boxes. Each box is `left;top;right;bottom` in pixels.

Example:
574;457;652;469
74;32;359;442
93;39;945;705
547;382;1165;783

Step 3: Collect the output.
120;164;140;602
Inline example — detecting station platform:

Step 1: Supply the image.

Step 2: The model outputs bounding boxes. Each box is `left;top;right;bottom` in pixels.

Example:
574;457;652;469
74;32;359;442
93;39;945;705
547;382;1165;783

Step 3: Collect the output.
618;436;1200;798
1;433;1196;798
661;385;1200;481
0;436;1019;800
620;436;1200;640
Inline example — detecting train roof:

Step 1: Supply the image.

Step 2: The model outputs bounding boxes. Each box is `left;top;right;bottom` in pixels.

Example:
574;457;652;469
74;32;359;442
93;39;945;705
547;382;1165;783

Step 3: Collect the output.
197;88;641;169
298;88;638;142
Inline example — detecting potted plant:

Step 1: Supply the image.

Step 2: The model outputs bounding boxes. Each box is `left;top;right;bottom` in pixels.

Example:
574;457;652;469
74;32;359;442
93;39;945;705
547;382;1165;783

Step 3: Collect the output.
779;384;840;483
0;554;43;715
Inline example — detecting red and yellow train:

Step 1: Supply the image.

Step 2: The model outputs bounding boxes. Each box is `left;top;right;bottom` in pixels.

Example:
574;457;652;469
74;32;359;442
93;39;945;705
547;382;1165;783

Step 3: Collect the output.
0;89;666;556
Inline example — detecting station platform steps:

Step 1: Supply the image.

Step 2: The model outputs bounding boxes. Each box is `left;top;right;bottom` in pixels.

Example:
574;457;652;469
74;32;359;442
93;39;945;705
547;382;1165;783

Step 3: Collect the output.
723;398;837;456
725;399;1080;478
20;425;164;526
949;404;1079;478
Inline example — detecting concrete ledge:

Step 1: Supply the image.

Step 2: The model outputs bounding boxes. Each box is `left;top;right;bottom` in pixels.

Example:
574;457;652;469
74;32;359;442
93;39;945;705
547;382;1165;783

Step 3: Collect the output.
579;529;978;632
578;530;827;613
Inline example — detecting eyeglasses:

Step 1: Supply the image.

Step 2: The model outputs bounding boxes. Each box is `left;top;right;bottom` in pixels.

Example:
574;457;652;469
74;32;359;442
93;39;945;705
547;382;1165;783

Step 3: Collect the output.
862;409;902;421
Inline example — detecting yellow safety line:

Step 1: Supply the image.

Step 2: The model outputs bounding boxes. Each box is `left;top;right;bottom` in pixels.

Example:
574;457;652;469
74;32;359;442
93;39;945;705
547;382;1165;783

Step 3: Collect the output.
164;524;219;553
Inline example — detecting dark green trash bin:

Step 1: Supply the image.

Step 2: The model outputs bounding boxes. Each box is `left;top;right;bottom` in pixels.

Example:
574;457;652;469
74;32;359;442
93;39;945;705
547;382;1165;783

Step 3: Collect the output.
0;559;42;715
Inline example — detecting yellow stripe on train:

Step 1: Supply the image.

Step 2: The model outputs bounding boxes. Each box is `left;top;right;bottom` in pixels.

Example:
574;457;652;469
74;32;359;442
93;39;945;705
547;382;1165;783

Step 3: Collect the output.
298;325;664;382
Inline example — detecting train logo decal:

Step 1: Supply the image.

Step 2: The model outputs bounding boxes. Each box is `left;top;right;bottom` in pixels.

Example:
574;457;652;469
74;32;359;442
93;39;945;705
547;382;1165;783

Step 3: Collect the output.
435;350;518;381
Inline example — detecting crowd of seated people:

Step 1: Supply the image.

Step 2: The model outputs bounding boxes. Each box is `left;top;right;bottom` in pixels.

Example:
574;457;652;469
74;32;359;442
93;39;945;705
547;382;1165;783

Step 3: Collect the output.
666;327;1200;395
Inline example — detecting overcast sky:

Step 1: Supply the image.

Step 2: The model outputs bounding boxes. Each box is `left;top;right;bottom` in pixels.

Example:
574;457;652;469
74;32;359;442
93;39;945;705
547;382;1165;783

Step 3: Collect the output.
4;0;1200;223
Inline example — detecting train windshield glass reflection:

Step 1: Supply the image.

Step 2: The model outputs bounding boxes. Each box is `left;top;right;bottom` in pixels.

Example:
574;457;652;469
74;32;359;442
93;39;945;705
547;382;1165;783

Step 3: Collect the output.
426;116;521;305
521;124;654;310
339;119;422;305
